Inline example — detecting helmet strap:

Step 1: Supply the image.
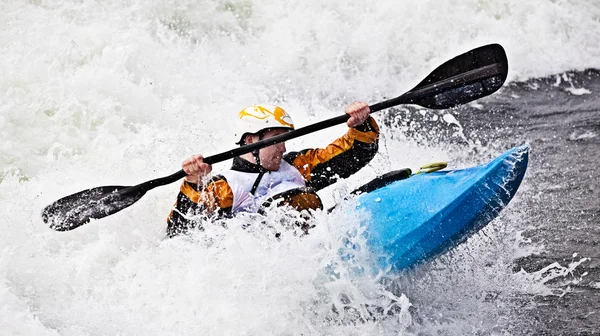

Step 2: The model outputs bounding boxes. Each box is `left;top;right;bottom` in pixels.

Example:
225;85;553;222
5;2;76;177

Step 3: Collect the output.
252;131;265;167
252;149;261;166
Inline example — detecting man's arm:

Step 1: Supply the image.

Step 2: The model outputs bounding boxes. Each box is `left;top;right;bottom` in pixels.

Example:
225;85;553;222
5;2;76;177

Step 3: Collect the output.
166;177;233;237
284;107;379;191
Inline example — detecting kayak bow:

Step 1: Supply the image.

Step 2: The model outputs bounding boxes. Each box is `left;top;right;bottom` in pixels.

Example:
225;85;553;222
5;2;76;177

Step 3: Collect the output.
357;145;529;271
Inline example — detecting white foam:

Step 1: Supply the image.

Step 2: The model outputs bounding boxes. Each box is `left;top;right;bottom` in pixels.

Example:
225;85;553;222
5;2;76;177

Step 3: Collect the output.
1;0;599;334
568;131;598;141
565;87;592;95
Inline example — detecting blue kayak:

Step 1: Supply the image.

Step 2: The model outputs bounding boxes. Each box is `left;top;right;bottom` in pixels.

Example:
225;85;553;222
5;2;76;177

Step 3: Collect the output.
356;145;529;272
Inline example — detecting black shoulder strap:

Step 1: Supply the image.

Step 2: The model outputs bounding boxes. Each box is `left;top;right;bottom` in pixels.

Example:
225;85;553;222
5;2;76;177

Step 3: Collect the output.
250;172;265;195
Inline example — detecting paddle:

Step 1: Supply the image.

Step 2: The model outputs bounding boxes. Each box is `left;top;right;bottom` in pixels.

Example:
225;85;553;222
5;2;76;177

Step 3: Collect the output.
42;43;508;231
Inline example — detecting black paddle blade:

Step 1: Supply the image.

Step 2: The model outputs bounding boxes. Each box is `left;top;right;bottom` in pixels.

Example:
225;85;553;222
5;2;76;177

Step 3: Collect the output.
408;44;508;109
42;186;146;231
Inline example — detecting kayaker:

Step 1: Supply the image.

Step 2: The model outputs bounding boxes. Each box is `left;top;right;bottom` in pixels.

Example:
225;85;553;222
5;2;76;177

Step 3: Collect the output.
167;102;379;237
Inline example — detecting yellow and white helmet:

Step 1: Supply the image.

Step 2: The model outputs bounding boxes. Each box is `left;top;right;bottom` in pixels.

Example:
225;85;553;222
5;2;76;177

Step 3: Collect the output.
234;104;295;144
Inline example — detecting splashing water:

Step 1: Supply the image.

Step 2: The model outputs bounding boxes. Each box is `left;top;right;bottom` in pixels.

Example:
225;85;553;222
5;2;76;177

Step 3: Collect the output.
1;0;599;334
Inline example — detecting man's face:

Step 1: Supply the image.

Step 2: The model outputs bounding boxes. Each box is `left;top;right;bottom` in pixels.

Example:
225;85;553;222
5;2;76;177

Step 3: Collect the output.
257;128;289;171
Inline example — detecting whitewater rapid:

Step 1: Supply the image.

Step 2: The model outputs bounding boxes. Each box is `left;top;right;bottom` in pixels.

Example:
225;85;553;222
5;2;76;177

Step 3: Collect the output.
1;0;599;335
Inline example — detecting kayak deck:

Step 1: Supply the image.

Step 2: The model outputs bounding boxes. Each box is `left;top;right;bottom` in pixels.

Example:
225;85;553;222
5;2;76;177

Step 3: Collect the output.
357;145;529;272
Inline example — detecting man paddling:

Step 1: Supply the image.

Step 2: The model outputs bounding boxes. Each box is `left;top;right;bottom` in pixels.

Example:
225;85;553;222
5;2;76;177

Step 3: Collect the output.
167;102;379;237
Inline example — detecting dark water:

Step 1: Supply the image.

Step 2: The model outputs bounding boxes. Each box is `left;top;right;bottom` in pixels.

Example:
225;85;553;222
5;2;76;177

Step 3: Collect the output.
485;69;600;335
386;69;600;335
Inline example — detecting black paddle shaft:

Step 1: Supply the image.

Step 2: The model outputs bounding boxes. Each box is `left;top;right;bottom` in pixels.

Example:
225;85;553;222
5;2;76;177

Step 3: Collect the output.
42;43;508;231
148;50;507;190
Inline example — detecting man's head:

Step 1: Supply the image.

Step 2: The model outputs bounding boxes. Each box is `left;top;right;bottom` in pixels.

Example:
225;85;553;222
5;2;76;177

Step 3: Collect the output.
234;104;295;171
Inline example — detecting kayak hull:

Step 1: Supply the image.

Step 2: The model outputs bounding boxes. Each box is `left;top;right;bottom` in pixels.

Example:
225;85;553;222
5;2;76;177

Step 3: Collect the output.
356;145;529;272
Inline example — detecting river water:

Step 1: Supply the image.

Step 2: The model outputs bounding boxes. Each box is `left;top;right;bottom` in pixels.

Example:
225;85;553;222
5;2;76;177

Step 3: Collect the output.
1;1;599;335
385;69;600;334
